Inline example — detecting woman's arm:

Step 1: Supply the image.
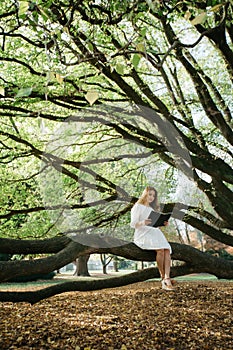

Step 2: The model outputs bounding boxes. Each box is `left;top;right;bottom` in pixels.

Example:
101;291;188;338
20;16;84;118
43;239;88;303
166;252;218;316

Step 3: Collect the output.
130;204;151;228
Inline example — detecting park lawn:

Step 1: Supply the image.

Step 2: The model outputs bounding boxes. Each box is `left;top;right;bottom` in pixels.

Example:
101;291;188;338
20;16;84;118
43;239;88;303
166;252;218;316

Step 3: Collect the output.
0;272;221;292
0;279;232;350
0;278;66;292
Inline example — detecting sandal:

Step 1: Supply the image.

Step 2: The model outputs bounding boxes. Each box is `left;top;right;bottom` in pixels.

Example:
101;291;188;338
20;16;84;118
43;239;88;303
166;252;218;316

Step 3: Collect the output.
162;278;175;291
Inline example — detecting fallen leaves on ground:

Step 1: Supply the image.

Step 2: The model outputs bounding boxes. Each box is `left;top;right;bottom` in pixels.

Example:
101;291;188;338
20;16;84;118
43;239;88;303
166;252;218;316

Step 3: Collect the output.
0;280;232;350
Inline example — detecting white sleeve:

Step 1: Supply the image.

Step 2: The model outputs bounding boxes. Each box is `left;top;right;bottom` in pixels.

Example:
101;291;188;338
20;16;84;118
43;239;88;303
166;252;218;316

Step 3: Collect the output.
130;204;142;228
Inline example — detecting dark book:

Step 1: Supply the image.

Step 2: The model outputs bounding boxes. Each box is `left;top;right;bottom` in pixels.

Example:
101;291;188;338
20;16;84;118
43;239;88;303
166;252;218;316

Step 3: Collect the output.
147;211;172;227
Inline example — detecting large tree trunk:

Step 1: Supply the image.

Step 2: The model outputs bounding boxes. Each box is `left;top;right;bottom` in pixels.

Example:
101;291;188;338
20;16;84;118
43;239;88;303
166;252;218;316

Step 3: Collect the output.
73;254;90;276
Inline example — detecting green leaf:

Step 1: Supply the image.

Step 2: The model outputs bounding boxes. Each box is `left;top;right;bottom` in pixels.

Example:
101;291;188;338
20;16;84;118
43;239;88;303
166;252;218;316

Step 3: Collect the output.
190;12;207;26
15;87;32;98
132;54;141;69
87;42;94;52
140;27;147;38
136;42;145;53
18;1;29;16
115;63;124;75
85;90;99;106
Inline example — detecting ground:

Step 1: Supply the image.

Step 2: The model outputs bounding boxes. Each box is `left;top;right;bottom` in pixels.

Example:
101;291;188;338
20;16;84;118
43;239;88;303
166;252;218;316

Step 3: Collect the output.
0;275;232;350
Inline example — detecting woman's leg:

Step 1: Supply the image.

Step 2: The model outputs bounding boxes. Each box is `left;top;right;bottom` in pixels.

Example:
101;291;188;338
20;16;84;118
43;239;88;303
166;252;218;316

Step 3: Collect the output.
162;249;175;289
164;249;171;280
156;249;174;290
155;249;165;279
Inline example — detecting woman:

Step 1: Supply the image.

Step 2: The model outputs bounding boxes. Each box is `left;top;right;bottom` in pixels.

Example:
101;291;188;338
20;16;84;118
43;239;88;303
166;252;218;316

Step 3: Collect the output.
130;186;174;291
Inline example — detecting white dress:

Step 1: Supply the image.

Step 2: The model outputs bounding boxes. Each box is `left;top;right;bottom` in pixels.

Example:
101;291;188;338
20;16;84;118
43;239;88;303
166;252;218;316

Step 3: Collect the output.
130;203;172;253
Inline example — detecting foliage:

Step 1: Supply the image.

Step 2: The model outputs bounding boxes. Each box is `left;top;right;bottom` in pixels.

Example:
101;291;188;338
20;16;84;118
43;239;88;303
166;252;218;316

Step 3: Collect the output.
0;0;232;265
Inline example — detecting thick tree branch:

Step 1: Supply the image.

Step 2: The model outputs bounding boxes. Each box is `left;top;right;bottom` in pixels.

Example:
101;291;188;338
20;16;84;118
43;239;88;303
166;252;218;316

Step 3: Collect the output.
0;265;205;304
0;257;232;304
0;235;233;285
0;236;69;254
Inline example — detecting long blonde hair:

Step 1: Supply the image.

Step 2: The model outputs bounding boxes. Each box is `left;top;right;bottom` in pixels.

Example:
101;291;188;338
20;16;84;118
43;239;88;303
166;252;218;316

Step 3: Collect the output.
137;186;160;211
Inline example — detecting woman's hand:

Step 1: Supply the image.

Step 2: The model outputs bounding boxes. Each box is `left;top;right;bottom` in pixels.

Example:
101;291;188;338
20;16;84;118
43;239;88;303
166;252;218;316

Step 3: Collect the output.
164;221;169;226
144;219;152;226
135;219;151;228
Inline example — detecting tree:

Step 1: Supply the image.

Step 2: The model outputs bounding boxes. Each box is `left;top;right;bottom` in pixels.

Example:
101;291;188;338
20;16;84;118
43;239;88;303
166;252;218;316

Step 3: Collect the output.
100;254;113;274
0;0;232;303
73;255;90;277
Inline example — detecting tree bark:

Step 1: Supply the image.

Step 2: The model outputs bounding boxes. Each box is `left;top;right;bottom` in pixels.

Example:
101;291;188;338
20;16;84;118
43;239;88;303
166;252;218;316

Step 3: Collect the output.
74;254;90;276
113;257;119;272
0;240;88;282
0;235;232;287
0;236;70;254
0;262;229;305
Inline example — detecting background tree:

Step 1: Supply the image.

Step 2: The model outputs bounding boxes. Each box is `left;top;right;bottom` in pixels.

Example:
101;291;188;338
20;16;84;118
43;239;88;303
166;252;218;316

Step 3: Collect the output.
0;0;232;302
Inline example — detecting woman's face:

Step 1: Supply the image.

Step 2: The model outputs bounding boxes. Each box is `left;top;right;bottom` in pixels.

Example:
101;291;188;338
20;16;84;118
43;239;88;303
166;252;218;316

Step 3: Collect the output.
147;190;156;203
